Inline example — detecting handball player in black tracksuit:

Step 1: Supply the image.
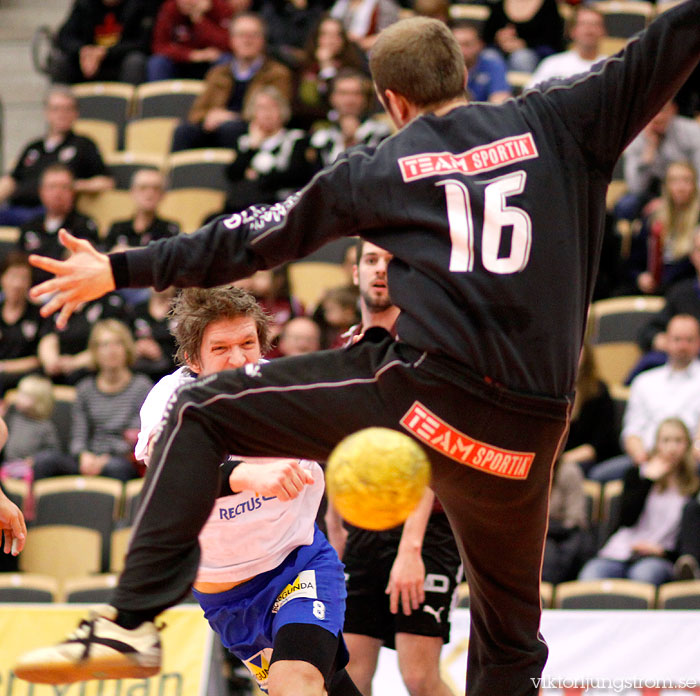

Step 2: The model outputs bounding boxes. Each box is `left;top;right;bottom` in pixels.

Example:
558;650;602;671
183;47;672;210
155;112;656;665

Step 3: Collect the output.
25;5;700;694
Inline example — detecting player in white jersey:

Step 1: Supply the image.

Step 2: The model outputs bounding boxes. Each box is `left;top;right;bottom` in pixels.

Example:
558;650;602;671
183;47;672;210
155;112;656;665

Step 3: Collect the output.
135;285;360;696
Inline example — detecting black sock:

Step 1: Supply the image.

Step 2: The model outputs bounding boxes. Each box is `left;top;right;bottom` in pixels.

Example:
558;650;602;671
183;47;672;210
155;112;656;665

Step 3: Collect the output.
114;609;159;630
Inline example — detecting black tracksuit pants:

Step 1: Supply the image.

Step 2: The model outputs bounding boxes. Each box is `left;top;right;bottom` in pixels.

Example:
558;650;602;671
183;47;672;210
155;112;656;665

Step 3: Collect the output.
116;330;570;696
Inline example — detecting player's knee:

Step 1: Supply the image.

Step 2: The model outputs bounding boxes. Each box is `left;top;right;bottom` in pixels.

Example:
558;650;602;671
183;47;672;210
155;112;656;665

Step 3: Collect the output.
268;659;325;696
400;661;441;696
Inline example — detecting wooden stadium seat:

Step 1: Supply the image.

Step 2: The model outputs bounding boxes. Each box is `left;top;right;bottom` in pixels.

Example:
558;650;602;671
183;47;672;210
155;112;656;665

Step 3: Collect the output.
589;295;665;387
0;573;60;602
124;117;179;158
287;262;349;312
33;476;125;572
159;188;225;233
507;71;533;96
63;573;119;603
593;1;654;38
448;3;489;31
110;527;132;572
72;82;135;148
657;580;700;609
540;581;554;608
106;151;165;190
77;190;134;238
73;118;119;157
166;148;235;192
0;225;20;266
121;477;144;525
134;79;204;120
582;478;602;528
554;579;656;609
598;478;624;548
19;525;102;583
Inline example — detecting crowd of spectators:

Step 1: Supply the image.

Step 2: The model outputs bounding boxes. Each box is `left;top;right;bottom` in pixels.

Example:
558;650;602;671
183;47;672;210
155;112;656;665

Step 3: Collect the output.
2;0;700;598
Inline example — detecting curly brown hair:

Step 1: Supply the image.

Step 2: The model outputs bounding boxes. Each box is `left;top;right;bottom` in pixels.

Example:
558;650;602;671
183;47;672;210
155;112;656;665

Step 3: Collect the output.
169;285;271;367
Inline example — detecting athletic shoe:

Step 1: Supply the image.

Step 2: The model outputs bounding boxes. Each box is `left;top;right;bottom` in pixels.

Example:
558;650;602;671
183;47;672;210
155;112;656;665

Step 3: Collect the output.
673;554;700;581
13;606;161;684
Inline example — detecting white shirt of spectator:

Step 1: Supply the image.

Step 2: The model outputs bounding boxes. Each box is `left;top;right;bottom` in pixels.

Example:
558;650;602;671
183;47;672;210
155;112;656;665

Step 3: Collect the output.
527;50;607;89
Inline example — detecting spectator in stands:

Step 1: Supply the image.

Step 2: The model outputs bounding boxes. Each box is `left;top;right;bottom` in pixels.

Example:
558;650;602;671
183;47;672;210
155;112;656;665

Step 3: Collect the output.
313;285;360;349
527;6;607;89
588;314;700;482
0;253;47;396
623;160;699;295
561;338;620;476
170;13;292;151
542;456;591;584
36;319;152;481
617;100;700;221
276;316;322;357
104;169;180;251
147;0;233;81
222;86;311;213
38;294;131;386
482;0;564;73
636;228;700;367
49;0;156;85
131;286;179;382
0;87;113;226
579;417;699;586
17;164;100;286
260;0;327;69
329;0;400;53
308;69;391;168
413;0;449;24
451;20;511;105
293;15;368;129
1;375;70;485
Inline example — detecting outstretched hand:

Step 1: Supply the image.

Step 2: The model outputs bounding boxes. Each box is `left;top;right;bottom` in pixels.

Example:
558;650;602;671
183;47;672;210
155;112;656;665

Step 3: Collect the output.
0;492;26;555
29;229;116;329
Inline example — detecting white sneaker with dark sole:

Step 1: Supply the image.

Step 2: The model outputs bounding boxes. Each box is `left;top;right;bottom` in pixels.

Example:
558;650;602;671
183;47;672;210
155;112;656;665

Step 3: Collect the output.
13;606;162;684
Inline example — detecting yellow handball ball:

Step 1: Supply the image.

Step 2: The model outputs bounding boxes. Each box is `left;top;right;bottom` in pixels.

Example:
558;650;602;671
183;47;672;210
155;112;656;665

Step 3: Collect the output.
326;427;431;531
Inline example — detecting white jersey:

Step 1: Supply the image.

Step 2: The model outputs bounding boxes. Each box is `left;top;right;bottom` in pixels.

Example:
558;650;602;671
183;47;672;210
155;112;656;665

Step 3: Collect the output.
136;367;325;582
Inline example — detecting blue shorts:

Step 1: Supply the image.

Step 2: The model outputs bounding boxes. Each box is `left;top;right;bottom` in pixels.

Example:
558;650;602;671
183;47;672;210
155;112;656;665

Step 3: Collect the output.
193;526;347;691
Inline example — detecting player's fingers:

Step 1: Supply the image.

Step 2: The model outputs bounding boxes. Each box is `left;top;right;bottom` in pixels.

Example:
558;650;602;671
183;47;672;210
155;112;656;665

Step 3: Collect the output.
11;512;27;551
401;587;413;616
28;254;65;275
2;531;9;555
302;471;315;485
55;299;81;331
386;582;400;615
58;228;92;254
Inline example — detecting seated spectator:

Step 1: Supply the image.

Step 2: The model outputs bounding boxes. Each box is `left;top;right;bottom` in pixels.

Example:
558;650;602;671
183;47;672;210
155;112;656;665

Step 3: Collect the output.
617;100;700;221
329;0;400;53
147;0;233;81
0;87;113;226
49;0;155;85
275;316;322;357
38;293;131;385
579;418;700;586
527;6;607;89
0;253;47;396
562;338;620;475
0;375;70;488
171;13;292;151
17;164;99;285
452;20;511;105
260;0;327;69
542;457;592;584
413;0;449;24
673;492;700;579
309;69;391;168
131;286;179;381
104;169;180;251
223;86;312;213
588;314;700;482
623;160;699;296
636;227;700;371
313;285;360;349
293;15;368;129
234;266;304;347
482;0;564;73
35;319;152;481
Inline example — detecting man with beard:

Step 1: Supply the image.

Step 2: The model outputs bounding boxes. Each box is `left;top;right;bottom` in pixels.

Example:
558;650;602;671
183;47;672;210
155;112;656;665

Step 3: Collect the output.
325;240;461;696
